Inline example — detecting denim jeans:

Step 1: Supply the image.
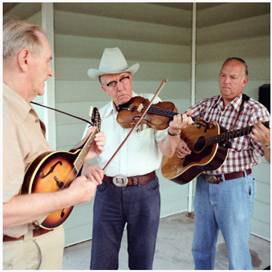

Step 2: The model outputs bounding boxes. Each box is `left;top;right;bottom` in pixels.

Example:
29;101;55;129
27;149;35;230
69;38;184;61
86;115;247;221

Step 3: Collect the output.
192;173;255;270
90;177;160;269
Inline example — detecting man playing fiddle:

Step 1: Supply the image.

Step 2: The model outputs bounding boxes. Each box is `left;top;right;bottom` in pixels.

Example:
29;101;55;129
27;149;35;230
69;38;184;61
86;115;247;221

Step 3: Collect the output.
176;57;270;269
3;19;105;269
85;47;192;269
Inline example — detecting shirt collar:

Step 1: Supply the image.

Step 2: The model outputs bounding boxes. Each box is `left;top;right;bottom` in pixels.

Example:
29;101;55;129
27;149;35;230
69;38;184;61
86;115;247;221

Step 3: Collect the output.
216;94;243;112
3;83;35;121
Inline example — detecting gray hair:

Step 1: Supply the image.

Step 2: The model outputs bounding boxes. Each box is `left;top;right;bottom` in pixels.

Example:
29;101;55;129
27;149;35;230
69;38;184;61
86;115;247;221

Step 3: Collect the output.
3;19;45;60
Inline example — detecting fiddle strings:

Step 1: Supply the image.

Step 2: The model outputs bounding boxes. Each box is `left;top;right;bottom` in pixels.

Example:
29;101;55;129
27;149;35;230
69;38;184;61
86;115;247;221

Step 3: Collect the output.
144;105;177;118
103;79;168;170
129;104;196;123
120;104;177;118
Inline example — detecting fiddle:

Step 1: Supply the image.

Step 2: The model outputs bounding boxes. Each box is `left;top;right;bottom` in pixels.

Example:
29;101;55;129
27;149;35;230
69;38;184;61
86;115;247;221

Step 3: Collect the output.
117;96;179;130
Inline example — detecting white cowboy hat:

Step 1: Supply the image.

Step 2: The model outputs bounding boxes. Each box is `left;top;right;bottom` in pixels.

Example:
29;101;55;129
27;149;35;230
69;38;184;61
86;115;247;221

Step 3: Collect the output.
87;47;139;80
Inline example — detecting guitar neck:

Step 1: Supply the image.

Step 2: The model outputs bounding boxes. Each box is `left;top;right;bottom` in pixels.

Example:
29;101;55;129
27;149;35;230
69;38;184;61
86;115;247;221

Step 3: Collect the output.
74;128;98;172
211;121;269;144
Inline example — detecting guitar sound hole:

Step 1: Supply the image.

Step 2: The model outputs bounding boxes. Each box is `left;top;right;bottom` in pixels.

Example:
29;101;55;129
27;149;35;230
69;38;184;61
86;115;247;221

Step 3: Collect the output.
194;136;206;152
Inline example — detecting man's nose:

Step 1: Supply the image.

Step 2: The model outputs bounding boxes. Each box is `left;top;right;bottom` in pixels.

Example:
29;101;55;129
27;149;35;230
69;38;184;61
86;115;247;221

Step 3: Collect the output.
48;66;53;77
224;76;231;83
116;80;124;90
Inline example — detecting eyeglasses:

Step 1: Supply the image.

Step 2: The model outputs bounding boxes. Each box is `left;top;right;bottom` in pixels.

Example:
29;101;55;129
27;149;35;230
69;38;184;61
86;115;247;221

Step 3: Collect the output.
103;74;131;88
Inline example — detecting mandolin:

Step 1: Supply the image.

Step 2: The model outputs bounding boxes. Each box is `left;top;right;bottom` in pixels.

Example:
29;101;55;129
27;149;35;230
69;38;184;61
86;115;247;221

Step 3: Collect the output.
161;119;269;185
21;108;100;229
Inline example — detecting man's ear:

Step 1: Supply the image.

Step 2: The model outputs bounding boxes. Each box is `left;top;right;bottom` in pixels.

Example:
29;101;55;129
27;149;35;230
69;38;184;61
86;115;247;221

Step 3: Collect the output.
243;76;249;88
17;48;30;72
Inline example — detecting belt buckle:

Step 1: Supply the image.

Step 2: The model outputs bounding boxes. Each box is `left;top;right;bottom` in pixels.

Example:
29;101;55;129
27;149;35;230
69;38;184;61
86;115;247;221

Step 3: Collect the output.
206;175;219;184
113;175;128;187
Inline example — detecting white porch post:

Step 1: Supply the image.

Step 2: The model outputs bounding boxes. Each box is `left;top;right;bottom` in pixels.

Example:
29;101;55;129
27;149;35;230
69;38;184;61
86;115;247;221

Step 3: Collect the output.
41;3;56;149
187;3;197;214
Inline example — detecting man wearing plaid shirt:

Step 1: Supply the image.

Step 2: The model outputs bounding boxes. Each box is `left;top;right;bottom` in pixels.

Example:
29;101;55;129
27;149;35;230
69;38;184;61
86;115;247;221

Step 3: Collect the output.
176;57;270;269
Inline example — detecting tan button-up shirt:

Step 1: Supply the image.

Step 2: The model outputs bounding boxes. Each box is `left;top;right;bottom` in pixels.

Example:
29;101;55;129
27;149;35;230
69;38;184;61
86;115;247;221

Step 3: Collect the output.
3;84;50;237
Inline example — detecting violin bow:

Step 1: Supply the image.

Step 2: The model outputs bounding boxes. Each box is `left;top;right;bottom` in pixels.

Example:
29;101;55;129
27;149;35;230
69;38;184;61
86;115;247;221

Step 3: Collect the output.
103;79;168;170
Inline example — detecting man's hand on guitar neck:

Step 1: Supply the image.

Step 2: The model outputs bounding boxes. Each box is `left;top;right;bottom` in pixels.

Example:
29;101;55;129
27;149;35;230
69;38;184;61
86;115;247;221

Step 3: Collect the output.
251;121;270;162
251;122;270;146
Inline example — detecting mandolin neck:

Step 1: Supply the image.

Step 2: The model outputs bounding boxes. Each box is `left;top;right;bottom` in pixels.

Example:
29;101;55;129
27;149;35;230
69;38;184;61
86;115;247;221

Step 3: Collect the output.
209;121;269;144
73;128;98;173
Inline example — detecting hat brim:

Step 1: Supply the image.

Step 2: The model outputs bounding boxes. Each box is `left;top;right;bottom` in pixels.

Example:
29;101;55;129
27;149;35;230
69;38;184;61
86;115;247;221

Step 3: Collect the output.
87;63;139;80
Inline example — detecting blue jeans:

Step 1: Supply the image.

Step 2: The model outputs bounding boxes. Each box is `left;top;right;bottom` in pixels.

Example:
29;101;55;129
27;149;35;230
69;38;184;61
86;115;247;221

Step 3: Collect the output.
90;177;160;269
192;173;255;270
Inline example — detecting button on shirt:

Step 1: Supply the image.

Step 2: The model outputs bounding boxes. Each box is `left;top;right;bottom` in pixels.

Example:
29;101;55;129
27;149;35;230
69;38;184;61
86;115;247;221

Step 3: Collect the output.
188;94;270;174
3;84;50;237
84;93;167;177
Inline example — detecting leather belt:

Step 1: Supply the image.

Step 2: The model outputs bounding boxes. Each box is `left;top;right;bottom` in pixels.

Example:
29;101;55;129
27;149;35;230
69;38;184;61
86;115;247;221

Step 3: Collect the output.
103;171;156;187
3;227;52;242
203;169;252;184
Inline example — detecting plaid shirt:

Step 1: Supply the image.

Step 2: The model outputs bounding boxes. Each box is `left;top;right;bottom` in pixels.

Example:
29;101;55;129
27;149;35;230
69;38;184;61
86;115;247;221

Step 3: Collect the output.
187;94;270;174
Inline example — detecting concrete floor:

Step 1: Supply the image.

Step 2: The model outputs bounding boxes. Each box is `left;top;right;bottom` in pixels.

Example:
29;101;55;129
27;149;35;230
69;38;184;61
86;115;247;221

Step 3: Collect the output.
63;212;270;270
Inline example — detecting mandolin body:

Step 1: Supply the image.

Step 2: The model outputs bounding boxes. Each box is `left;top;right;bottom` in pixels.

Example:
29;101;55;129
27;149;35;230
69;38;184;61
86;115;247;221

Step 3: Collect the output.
21;107;101;230
21;150;80;229
161;121;228;185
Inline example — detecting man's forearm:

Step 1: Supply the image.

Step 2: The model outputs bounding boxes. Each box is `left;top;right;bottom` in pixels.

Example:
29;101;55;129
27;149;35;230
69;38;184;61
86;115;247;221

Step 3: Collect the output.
3;189;74;228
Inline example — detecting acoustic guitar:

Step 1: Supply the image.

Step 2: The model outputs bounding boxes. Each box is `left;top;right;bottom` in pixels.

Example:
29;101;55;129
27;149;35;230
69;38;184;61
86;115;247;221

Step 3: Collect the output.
21;108;100;229
161;119;269;185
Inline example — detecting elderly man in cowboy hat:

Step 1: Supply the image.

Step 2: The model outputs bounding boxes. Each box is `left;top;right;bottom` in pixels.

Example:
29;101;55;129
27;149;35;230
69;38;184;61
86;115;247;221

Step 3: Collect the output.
85;47;191;269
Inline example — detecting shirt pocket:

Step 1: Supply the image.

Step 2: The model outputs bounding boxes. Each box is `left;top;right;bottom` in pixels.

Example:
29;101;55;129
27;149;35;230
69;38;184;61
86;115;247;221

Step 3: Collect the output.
230;135;250;151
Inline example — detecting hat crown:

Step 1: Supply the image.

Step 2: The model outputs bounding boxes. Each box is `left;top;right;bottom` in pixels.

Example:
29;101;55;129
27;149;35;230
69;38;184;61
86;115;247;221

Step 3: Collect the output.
87;47;139;80
99;47;128;73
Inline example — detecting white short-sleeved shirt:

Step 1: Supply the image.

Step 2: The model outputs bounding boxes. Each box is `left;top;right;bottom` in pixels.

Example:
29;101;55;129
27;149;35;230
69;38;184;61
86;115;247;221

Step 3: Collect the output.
84;93;168;177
